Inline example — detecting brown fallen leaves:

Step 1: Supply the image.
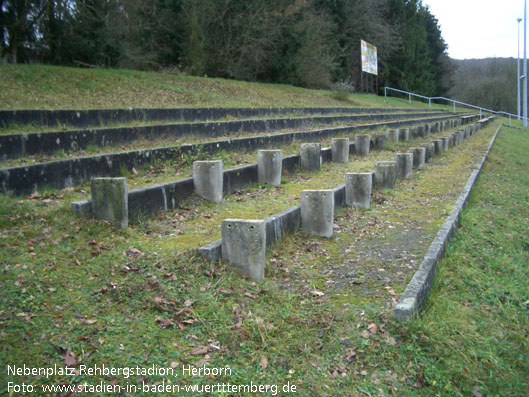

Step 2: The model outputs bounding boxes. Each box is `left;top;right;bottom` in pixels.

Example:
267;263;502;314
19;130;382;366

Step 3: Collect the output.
153;293;198;329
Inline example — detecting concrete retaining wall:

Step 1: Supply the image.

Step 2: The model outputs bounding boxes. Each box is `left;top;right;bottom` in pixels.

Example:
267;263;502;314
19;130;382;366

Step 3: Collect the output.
1;114;471;196
394;119;498;322
1;111;448;158
0;106;439;129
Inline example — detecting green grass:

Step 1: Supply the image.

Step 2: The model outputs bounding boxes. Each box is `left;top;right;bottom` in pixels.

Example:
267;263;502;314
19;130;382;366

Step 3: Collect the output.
0;63;444;111
401;125;529;395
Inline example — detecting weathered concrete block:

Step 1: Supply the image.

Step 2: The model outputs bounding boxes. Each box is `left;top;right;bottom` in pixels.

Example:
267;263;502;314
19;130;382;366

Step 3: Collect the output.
72;200;92;217
373;133;387;150
424;124;431;137
331;138;350;163
193;160;223;203
433;139;443;155
395;153;413;179
399;128;410;142
354;134;371;156
429;123;437;133
422;142;435;163
258;150;282;186
221;219;266;281
387;129;399;143
409;147;426;170
345;173;372;209
301;190;334;238
373;161;396;190
91;177;128;228
441;137;450;152
458;130;465;143
451;132;458;147
415;125;425;138
300;143;321;171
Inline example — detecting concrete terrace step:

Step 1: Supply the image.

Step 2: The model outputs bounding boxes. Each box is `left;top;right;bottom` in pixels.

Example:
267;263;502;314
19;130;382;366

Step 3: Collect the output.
0;106;439;129
0;111;450;158
0;113;469;196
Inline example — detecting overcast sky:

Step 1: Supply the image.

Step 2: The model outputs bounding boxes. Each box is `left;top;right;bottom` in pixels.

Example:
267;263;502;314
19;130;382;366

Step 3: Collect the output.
423;0;524;59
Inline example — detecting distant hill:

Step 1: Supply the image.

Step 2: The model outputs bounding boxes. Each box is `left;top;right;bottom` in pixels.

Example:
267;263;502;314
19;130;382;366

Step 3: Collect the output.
449;58;518;115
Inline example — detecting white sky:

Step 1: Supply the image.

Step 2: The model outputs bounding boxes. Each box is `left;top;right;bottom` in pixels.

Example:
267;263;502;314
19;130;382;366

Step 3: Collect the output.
423;0;524;59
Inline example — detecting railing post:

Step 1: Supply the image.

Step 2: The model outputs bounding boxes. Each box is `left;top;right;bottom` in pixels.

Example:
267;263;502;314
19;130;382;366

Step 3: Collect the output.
429;98;431;108
510;114;512;126
453;101;456;113
480;109;482;119
409;94;411;105
384;87;387;98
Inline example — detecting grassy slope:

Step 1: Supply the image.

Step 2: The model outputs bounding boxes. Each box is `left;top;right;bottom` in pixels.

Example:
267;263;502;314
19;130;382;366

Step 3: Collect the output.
0;64;437;110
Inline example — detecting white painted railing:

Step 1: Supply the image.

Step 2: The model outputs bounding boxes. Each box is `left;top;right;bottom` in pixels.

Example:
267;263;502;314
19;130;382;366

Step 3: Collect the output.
384;86;527;126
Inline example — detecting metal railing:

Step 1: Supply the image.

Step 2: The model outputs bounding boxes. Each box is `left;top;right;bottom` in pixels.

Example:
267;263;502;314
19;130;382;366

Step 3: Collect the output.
384;86;528;127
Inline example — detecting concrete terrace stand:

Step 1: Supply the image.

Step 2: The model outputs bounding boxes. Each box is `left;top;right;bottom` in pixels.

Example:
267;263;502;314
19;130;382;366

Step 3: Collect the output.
1;114;476;196
71;115;483;222
0;109;451;159
91;177;128;229
345;173;372;209
193;160;223;203
373;161;396;190
221;219;266;282
331;138;350;163
301;190;335;238
300;143;322;172
199;117;496;273
258;150;282;186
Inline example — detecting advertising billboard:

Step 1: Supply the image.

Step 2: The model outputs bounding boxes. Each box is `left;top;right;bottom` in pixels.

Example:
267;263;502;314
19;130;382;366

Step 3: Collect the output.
361;40;378;76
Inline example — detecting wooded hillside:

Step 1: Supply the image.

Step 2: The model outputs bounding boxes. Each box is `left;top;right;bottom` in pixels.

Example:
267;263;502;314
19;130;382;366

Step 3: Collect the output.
449;58;518;115
0;0;449;95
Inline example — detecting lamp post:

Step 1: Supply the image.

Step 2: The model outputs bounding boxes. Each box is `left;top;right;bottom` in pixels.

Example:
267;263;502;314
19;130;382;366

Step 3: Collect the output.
518;18;522;120
523;0;527;127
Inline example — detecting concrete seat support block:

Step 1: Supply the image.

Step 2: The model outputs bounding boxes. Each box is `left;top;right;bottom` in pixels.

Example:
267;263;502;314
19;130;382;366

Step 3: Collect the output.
395;153;413;179
345;173;372;209
409;147;426;170
387;129;399;143
373;161;396;190
433;139;443;155
399;128;410;142
354;134;371;156
221;219;266;281
91;177;128;229
441;137;450;152
193;160;223;203
373;133;387;150
331;138;350;163
258;150;282;186
300;143;321;171
422;142;434;163
301;190;334;238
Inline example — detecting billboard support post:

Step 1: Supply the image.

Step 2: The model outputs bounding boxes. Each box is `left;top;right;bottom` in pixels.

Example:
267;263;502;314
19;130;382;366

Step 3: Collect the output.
360;39;378;95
